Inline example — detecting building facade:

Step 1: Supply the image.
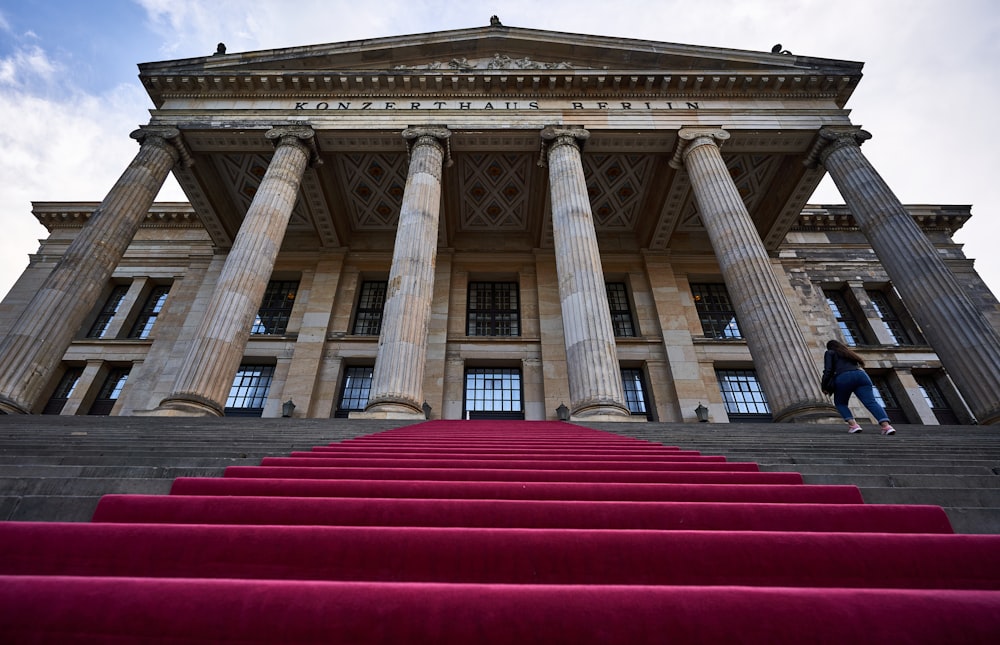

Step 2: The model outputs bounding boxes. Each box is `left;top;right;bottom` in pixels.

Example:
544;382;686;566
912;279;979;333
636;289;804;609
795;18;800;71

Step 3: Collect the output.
1;23;999;424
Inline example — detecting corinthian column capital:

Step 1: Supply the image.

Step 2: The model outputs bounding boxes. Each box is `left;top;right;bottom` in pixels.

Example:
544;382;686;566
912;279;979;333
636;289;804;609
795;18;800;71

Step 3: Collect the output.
669;127;730;169
266;125;321;166
130;126;193;168
804;127;872;167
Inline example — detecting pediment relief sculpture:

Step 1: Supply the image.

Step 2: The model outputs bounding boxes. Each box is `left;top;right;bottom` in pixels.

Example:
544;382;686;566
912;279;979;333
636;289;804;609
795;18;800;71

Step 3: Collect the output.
393;54;577;72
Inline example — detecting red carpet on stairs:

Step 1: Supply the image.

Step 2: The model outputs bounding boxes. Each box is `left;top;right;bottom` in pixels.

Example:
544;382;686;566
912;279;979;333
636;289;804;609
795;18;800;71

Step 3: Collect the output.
1;419;999;643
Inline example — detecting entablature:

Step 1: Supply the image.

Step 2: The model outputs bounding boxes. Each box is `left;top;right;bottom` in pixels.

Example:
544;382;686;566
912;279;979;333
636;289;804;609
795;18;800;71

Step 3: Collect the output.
141;70;859;108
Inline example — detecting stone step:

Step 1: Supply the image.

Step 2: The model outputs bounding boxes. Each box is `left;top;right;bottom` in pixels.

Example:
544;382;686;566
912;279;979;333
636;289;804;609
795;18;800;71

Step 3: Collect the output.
802;473;1000;489
0;456;261;467
770;463;1000;477
0;465;228;479
0;477;175;497
859;486;1000;508
3;495;105;522
945;507;1000;534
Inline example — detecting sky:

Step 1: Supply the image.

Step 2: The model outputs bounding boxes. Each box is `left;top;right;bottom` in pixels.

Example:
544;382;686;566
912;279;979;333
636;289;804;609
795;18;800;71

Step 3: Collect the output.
1;0;999;302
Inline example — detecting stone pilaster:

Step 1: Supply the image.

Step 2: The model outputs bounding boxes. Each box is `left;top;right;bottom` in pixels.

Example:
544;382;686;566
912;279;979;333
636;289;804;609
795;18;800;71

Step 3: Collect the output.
812;127;1000;424
280;253;345;416
363;127;450;419
642;252;711;422
672;127;834;422
845;282;896;346
0;126;188;414
102;278;151;340
152;126;317;416
541;126;630;421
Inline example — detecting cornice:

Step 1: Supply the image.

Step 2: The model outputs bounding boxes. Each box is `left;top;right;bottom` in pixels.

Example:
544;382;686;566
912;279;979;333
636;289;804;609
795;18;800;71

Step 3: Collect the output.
794;205;971;235
32;202;203;231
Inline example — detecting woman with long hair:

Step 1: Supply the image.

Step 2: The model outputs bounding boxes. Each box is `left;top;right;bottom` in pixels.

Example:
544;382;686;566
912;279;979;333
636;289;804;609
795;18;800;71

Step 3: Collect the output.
821;339;896;435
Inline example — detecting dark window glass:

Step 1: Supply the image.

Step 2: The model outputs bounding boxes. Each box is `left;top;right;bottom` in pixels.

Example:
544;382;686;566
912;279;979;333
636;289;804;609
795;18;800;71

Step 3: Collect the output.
335;366;374;418
87;367;130;416
128;286;170;339
251;280;298;335
916;375;960;424
43;367;84;415
353;281;387;335
467;282;520;337
716;369;771;421
87;285;129;338
606;283;636;337
691;284;742;339
225;364;274;417
621;368;651;419
464;367;524;419
825;290;864;347
867;290;913;346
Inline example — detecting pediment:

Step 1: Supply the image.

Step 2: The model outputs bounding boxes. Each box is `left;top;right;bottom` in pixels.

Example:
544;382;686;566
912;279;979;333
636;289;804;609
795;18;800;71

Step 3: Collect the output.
139;24;861;80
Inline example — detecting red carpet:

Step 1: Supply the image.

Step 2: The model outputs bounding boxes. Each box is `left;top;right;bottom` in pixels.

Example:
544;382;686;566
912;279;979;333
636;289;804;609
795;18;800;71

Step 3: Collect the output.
1;419;998;643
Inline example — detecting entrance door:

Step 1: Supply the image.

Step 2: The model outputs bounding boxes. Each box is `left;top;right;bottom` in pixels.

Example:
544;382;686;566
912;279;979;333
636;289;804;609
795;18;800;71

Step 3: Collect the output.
463;367;524;420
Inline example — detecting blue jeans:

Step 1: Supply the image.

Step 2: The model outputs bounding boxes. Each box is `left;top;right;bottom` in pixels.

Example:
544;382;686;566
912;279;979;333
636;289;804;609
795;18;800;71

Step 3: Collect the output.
833;369;889;423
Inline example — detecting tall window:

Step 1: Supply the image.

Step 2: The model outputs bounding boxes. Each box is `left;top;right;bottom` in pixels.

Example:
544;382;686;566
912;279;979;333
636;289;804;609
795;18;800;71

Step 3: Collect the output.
825;290;864;347
916;374;960;424
87;285;129;338
691;284;742;339
606;283;637;337
464;367;523;419
867;290;913;346
225;364;274;417
467;282;520;337
128;286;170;339
335;366;374;418
716;369;771;421
43;367;84;415
352;280;387;335
87;367;130;416
621;368;651;419
251;280;298;335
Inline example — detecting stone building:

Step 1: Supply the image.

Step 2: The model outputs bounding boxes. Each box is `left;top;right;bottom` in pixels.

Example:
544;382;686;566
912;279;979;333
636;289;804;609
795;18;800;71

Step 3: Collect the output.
1;22;998;424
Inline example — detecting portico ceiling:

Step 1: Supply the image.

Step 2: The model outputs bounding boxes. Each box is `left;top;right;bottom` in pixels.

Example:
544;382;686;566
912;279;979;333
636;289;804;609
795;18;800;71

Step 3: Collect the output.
150;23;861;254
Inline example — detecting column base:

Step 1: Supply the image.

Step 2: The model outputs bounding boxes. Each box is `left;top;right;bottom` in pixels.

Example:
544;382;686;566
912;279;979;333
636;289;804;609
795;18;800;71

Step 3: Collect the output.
771;401;841;424
355;399;426;420
0;395;30;415
349;409;427;421
139;394;224;417
976;405;1000;426
570;403;636;422
569;412;646;423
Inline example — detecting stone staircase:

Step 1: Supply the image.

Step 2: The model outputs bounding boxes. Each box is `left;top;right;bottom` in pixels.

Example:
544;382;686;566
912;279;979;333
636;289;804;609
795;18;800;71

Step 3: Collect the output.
0;416;407;522
1;416;998;533
588;421;1000;534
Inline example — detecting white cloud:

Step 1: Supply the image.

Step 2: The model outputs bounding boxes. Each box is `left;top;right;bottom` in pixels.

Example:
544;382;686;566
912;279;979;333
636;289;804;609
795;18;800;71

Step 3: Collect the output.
0;80;169;298
1;0;999;300
0;45;58;87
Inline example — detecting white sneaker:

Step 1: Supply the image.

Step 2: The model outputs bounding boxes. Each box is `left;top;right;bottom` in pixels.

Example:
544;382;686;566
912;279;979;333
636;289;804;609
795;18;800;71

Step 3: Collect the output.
848;424;862;434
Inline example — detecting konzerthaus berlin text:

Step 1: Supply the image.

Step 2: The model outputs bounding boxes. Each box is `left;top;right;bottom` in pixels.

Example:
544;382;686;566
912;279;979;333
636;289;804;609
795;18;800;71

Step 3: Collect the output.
2;21;999;424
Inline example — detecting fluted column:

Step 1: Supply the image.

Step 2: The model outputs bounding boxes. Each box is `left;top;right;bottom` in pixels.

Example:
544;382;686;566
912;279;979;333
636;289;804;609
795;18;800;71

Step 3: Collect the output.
0;126;189;414
672;127;834;422
812;127;1000;424
364;127;450;418
153;126;318;416
542;126;630;420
